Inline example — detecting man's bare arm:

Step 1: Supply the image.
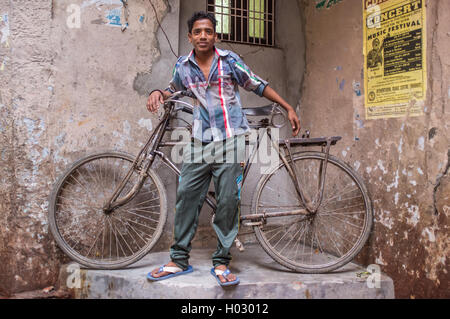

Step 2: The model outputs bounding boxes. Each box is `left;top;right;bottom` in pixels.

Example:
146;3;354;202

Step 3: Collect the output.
262;85;301;137
146;90;172;113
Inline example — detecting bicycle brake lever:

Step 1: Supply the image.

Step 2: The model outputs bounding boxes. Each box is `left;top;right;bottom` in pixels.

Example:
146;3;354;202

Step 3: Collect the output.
270;104;287;128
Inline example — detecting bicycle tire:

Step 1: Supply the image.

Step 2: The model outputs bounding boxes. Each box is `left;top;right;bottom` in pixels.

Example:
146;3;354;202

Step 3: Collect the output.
251;151;373;273
48;151;167;269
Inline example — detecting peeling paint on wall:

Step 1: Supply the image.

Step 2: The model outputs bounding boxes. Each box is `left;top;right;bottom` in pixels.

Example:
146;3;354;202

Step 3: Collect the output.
138;118;153;132
81;0;123;10
0;56;7;72
353;81;362;96
406;204;420;227
80;0;127;28
0;13;9;46
105;7;123;27
386;170;399;192
417;136;425;151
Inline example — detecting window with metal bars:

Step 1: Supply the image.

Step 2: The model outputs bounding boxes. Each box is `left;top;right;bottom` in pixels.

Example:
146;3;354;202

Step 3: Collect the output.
207;0;275;47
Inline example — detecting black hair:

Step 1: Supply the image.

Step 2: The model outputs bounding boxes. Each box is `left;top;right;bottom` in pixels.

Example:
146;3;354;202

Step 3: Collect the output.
187;11;217;33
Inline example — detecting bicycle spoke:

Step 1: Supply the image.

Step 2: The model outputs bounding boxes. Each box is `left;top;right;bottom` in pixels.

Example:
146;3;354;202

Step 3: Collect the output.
316;217;343;256
56;197;100;212
301;221;309;258
117;208;161;223
278;222;306;254
66;232;82;251
63;178;101;206
137;188;160;196
319;210;366;221
117;215;157;231
124;204;161;211
320;184;359;208
72;170;96;197
265;226;286;243
320;211;363;230
102;217;106;260
108;217;126;258
109;216;112;259
309;224;315;264
110;215;136;256
77;166;100;196
129;197;161;208
93;159;114;200
125;207;161;216
86;216;106;257
271;223;298;249
114;215;146;247
291;222;308;261
318;202;365;215
58;188;102;208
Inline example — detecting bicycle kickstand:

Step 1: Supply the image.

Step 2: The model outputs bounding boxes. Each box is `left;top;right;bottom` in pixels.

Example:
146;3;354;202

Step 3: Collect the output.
234;237;245;252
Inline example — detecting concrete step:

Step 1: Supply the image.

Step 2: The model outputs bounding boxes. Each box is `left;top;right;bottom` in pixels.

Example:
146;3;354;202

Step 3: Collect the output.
58;244;395;299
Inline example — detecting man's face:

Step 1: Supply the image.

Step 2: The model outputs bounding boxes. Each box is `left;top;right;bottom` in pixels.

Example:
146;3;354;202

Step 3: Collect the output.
188;19;217;54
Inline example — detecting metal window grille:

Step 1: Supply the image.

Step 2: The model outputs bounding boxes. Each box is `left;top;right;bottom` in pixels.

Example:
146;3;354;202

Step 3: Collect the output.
207;0;275;47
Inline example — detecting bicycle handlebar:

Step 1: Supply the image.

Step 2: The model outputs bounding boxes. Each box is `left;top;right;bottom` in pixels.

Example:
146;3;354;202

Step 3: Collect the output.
165;90;288;128
168;90;196;100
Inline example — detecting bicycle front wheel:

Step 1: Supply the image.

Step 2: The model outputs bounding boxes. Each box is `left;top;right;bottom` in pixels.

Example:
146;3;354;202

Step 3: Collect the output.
251;151;372;273
49;151;167;269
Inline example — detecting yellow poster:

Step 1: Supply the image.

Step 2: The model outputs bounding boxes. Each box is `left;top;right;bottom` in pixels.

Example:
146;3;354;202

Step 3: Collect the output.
363;0;427;119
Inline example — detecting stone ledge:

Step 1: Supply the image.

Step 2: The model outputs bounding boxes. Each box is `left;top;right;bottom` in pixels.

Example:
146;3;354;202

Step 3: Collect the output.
58;244;395;299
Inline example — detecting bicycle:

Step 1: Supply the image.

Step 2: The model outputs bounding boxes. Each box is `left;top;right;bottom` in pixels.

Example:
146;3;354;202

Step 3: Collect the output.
48;90;373;274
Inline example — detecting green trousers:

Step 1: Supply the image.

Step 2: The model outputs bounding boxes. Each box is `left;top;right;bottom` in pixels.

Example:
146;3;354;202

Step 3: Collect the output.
170;136;245;270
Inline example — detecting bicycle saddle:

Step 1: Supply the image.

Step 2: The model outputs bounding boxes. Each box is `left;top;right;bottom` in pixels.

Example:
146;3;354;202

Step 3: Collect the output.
242;104;276;116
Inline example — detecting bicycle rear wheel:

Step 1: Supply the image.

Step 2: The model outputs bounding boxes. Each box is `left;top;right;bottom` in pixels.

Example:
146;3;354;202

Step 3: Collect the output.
251;151;372;273
49;151;167;269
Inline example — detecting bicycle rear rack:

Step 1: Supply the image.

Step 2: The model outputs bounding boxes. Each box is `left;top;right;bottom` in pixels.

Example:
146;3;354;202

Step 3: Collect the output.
275;136;342;213
279;136;342;147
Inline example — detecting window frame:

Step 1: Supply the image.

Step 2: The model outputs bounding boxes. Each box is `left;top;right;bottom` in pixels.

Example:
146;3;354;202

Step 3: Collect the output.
207;0;275;47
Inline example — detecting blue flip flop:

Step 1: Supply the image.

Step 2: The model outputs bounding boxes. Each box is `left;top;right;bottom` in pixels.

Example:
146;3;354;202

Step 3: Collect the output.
147;265;193;282
210;267;240;287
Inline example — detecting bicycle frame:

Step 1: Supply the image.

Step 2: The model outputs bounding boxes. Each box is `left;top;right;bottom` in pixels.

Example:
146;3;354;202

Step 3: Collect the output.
102;92;341;227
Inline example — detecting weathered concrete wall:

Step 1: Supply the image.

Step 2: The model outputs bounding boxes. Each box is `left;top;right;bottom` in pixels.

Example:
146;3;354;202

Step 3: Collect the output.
298;0;449;298
0;0;58;295
0;0;13;296
0;0;176;295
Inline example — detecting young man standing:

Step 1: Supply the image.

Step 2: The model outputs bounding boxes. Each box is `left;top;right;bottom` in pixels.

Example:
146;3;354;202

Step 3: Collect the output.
146;12;300;287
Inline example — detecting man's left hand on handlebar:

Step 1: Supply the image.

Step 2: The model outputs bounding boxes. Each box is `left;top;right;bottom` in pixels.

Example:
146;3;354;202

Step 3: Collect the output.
262;86;301;137
288;109;301;137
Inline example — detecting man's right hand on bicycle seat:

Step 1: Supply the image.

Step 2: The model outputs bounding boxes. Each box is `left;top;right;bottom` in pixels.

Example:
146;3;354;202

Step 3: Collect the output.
147;90;165;113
